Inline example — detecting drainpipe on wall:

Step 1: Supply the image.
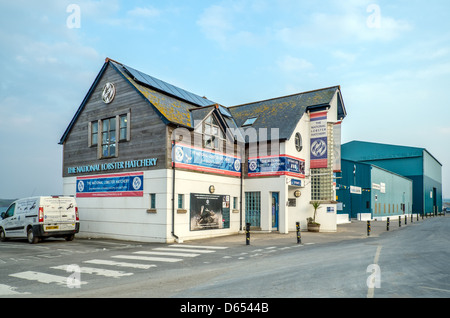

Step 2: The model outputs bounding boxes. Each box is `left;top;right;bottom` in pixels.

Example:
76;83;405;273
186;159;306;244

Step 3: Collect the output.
171;139;181;243
240;161;243;231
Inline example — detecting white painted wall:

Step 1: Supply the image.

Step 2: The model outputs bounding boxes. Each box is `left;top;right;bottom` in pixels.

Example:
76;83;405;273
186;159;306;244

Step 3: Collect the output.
64;169;242;243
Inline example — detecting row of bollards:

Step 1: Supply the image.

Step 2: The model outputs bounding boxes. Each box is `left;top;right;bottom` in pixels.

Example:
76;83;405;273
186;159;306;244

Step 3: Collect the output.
244;222;303;245
369;212;445;237
245;212;446;244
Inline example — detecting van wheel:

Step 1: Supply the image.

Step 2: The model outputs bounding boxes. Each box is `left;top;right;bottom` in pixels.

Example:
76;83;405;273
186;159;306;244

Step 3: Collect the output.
65;234;75;241
0;228;7;242
27;228;39;244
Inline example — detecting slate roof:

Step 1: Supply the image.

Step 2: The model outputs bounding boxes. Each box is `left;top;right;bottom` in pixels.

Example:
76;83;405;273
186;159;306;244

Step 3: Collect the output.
59;58;346;144
112;60;213;128
228;86;344;141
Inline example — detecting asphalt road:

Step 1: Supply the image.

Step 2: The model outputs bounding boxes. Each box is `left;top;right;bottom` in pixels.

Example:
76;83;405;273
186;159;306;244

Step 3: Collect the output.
0;215;449;300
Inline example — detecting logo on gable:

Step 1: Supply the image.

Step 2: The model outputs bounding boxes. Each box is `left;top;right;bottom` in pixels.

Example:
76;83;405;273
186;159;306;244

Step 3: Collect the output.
102;82;116;104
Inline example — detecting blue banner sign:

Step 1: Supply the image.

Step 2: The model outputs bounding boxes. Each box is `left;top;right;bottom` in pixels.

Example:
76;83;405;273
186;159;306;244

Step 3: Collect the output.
172;144;241;176
248;155;305;178
77;172;144;198
310;111;328;169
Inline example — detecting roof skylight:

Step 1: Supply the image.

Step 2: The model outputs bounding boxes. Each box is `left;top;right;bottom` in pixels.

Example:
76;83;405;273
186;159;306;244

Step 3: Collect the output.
242;117;258;127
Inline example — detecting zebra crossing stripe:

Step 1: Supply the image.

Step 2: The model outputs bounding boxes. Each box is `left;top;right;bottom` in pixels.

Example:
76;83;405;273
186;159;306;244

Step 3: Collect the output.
168;244;228;250
112;255;182;262
51;265;133;278
134;251;200;258
154;247;215;254
9;271;87;286
84;259;156;269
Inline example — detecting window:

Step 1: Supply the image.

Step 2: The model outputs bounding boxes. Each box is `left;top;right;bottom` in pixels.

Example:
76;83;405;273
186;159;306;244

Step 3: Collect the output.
233;197;238;210
119;114;128;141
311;169;333;201
90;113;130;158
295;132;303;152
91;121;98;146
102;117;116;158
178;194;184;209
150;194;156;209
245;192;261;227
203;115;225;150
4;203;15;218
242;117;258;127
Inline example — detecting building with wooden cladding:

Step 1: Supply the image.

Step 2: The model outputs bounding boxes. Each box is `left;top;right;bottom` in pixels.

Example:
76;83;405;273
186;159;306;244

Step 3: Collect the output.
59;58;347;243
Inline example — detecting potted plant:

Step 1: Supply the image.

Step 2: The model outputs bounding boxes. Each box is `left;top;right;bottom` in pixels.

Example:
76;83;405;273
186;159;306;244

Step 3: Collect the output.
308;201;321;232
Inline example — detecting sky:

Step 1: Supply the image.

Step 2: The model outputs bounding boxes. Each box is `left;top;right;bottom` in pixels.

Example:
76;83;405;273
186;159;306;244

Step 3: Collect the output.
0;0;449;200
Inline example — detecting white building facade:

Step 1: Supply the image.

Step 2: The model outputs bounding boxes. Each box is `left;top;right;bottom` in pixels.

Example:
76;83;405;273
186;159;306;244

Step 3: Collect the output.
60;58;347;243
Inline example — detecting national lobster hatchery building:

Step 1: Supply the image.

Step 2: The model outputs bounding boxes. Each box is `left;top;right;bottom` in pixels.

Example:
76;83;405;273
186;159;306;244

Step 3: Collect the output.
59;58;347;243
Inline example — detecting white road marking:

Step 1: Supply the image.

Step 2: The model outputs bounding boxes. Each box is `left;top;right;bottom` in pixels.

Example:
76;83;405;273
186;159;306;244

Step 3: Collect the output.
9;271;87;286
154;247;215;254
134;251;200;257
51;265;133;278
112;255;182;263
83;259;156;269
367;245;383;299
168;244;228;250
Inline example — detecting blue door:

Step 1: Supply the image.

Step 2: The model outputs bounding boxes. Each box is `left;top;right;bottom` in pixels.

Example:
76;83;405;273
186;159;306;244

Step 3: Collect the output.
272;192;279;230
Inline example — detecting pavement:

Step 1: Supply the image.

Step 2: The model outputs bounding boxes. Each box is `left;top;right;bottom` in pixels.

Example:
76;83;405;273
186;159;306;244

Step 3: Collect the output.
192;214;448;247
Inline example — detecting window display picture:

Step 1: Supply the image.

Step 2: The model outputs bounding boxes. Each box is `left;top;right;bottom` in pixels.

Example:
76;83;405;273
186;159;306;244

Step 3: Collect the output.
190;193;230;231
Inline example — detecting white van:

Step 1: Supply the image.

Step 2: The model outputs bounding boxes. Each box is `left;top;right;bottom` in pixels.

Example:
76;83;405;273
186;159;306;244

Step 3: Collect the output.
0;196;79;244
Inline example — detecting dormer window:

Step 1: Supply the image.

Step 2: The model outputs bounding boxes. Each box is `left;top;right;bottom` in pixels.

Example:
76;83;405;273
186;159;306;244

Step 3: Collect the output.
203;115;225;150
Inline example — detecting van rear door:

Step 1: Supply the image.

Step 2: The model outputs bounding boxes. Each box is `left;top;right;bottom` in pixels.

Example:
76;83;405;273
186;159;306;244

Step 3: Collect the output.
58;197;77;231
41;197;77;232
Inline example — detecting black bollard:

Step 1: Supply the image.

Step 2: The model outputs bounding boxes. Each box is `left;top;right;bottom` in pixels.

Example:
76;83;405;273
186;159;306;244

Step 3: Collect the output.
246;223;250;245
417;213;419;222
386;217;390;231
411;214;413;223
367;220;371;236
296;222;301;244
399;216;401;227
405;215;407;225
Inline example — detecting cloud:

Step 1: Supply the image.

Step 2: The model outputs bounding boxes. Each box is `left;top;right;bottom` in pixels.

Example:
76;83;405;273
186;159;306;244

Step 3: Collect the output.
127;6;161;18
0;1;103;198
196;2;268;49
277;55;314;72
276;1;412;47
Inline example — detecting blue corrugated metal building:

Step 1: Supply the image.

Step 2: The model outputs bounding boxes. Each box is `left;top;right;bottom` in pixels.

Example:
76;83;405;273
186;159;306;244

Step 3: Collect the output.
340;141;443;216
336;159;413;220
